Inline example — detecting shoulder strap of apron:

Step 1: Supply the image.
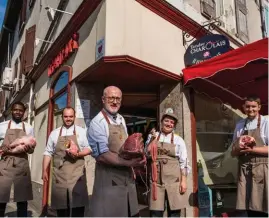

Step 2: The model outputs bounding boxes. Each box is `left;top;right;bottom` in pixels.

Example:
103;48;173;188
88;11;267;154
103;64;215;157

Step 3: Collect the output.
156;132;174;144
59;125;76;136
8;120;11;129
101;109;111;125
8;120;26;132
156;132;161;141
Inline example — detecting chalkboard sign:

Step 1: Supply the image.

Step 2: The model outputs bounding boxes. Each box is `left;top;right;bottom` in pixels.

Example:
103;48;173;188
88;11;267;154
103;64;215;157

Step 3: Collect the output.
184;34;230;67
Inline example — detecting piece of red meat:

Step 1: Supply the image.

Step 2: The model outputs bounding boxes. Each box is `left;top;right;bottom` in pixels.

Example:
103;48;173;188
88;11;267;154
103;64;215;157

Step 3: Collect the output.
239;135;256;149
119;133;145;160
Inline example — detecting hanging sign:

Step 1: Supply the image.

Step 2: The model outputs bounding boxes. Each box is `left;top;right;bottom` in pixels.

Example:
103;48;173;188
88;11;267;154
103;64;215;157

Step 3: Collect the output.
48;32;79;77
184;34;230;67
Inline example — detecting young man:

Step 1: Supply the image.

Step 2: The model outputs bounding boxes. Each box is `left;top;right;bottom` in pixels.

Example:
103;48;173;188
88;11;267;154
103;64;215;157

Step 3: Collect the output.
0;101;35;217
231;95;268;217
87;86;145;217
42;107;91;217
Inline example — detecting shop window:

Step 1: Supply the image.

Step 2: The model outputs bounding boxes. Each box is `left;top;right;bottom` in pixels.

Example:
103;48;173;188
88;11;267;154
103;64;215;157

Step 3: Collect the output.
194;93;244;186
49;67;72;129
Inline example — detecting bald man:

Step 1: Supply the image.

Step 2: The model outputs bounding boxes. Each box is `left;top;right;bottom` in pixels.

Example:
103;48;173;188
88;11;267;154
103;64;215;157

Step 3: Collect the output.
87;86;145;217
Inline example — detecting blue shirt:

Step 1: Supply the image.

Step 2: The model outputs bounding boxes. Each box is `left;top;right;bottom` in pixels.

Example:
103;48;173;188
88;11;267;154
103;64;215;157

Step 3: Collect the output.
87;110;128;158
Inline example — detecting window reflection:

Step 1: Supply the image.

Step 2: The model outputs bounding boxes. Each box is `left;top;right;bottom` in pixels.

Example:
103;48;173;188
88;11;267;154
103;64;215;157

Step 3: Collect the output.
54;71;69;93
54;92;68;112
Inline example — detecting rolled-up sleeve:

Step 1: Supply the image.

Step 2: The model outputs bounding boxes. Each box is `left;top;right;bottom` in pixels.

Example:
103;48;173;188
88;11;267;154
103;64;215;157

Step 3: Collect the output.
175;137;191;175
87;120;109;158
144;134;153;155
44;132;55;157
29;127;35;137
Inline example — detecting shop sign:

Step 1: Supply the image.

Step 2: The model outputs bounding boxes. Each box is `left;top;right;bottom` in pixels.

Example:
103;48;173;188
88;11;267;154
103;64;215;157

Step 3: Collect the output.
184;34;230;67
48;32;79;77
96;38;105;60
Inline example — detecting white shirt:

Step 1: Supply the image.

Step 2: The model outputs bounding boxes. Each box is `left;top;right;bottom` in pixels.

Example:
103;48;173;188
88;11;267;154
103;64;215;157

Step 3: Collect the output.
232;115;268;145
44;125;91;157
146;131;191;174
87;110;128;158
0;120;34;146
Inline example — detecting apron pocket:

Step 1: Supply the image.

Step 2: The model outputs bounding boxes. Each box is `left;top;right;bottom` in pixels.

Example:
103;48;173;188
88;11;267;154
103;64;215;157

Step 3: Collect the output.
252;164;264;184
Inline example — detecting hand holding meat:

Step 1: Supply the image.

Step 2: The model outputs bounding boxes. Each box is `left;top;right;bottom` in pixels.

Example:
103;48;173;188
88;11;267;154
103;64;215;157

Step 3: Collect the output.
239;135;256;149
0;135;36;154
65;139;79;158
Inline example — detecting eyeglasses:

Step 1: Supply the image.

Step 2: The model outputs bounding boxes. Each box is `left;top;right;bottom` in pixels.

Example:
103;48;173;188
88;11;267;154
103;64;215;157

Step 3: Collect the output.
105;96;122;103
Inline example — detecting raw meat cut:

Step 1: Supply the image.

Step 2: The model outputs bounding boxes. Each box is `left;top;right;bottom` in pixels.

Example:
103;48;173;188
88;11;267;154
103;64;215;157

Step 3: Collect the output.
119;133;145;160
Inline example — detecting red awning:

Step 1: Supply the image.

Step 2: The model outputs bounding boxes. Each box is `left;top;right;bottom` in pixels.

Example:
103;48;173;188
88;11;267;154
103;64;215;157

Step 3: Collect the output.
183;38;268;115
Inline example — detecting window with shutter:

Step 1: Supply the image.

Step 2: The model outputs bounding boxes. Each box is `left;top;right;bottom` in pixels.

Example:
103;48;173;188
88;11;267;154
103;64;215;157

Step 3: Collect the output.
201;0;216;19
235;0;249;43
24;25;36;74
19;0;27;34
19;45;25;89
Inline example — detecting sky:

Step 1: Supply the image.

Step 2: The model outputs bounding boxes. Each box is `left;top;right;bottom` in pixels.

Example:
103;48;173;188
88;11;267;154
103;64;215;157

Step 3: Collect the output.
0;0;8;29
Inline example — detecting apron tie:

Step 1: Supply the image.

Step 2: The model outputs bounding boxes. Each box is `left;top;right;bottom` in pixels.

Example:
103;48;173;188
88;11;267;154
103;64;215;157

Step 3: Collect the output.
3;156;16;169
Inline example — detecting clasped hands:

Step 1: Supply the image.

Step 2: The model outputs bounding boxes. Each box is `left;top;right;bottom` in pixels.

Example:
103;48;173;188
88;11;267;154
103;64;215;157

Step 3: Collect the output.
65;139;79;159
237;135;256;154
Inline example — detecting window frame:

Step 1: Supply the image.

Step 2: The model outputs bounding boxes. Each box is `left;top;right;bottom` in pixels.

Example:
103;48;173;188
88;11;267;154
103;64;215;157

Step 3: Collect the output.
48;66;72;134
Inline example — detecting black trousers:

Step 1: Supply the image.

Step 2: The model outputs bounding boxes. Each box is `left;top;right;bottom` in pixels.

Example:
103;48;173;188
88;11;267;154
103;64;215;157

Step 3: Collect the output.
56;206;85;217
0;201;28;217
247;210;268;217
150;209;181;217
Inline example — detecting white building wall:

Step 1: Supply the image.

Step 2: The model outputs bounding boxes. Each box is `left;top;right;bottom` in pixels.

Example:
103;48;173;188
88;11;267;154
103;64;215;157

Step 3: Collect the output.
105;0;185;76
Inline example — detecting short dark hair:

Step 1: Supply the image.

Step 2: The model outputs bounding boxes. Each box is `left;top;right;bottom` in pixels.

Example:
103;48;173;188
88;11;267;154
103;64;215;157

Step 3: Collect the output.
11;101;26;111
245;95;261;105
61;106;76;116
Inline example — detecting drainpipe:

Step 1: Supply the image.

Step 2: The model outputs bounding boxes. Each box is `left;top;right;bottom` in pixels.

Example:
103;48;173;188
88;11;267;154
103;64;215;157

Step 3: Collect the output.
27;82;34;169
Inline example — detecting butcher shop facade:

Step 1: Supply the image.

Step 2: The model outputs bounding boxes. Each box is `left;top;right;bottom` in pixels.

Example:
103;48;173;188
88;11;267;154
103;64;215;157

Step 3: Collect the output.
1;0;267;217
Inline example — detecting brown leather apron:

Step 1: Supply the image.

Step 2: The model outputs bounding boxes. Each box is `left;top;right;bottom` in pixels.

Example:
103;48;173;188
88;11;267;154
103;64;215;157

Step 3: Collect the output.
235;115;268;213
91;110;139;217
50;126;88;209
149;133;187;211
0;121;33;203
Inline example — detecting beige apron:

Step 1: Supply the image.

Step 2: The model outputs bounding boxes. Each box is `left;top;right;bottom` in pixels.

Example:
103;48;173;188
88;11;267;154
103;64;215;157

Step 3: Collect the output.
149;133;187;211
91;110;139;217
235;115;268;213
0;121;33;203
50;126;88;209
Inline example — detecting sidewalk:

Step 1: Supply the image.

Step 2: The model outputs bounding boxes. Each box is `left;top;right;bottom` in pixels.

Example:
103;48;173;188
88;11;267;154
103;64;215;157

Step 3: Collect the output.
4;202;39;217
